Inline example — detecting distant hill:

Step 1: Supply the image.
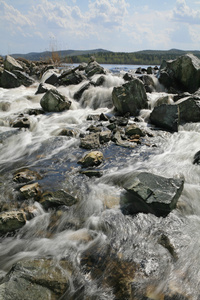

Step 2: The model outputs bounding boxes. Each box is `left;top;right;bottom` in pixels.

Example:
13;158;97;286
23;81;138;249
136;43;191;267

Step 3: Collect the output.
5;48;200;65
10;49;112;61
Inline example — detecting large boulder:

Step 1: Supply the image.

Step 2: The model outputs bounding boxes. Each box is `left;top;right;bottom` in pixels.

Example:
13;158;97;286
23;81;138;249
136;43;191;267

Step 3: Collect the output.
149;104;179;132
158;54;200;93
0;70;21;88
0;211;26;234
85;61;106;77
0;258;72;300
121;172;184;217
112;78;148;116
177;95;200;123
40;89;71;112
12;70;34;87
4;55;23;72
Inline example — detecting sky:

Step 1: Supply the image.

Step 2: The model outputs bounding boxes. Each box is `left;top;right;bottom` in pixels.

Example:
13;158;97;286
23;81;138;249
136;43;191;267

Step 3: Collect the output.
0;0;200;55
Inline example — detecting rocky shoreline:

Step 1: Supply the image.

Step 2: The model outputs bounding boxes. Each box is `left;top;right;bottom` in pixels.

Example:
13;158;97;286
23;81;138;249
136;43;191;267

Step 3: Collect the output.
0;53;200;299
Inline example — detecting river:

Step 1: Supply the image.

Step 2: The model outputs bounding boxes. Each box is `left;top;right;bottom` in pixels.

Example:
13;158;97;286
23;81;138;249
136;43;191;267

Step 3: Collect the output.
0;64;199;299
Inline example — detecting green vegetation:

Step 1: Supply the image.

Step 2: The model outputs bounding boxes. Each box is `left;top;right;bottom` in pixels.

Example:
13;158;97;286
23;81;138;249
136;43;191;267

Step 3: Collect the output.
9;48;200;65
70;49;200;65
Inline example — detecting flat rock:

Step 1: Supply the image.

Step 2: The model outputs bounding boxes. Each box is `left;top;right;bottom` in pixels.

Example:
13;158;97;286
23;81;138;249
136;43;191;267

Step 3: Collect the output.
121;172;184;217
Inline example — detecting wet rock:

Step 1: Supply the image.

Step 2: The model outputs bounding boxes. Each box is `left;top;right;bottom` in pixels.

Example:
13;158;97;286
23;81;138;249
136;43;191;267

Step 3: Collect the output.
3;55;23;72
80;170;102;177
0;211;26;234
100;113;109;121
121;171;184;217
58;70;86;86
86;124;102;133
10;116;30;129
80;133;100;149
80;239;138;299
13;168;42;184
125;124;145;137
94;75;106;86
141;74;156;93
123;72;134;81
40;190;78;209
112;130;137;148
26;108;45;115
44;72;58;85
158;54;200;93
74;82;91;101
40;89;71;112
78;151;104;168
157;232;178;261
86;114;100;121
19;182;42;200
149;104;179;132
173;92;191;102
154;94;173;107
112;78;148;116
35;82;56;94
99;130;112;143
58;127;79;137
85;61;106;77
0;258;72;299
12;70;34;87
193;150;200;165
0;70;21;88
177;95;200;124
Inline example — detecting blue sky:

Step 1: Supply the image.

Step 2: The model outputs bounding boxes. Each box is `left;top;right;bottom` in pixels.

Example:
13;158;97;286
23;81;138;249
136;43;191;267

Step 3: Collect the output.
0;0;200;55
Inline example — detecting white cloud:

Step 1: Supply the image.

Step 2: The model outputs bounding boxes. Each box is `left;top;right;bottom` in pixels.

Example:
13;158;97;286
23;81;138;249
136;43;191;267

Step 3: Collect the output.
172;0;200;24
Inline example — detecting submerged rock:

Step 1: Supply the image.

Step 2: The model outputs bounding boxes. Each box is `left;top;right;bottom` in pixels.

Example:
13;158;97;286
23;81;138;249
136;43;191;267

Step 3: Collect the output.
0;211;26;234
80;133;100;149
40;190;78;209
121;172;184;217
13;168;42;183
112;78;148;116
40;89;71;112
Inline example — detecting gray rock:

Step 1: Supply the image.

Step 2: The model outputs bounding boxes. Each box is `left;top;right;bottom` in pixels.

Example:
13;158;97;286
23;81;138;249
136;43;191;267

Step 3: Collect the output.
40;190;78;209
58;70;86;86
149;104;179;132
0;70;21;88
112;78;148;116
80;133;100;149
99;130;112;143
4;55;23;72
85;61;106;77
13;168;42;184
20;182;42;200
0;211;26;234
44;72;58;85
0;258;72;299
177;96;200;124
40;89;71;112
73;82;91;100
121;172;184;217
158;54;200;93
125;124;145;137
13;70;34;87
10;116;30;129
35;82;56;95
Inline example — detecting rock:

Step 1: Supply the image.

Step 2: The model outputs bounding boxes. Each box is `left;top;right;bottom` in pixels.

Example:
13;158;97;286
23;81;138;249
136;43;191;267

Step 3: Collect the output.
112;130;137;148
85;61;106;77
94;75;106;86
86;124;102;133
0;211;26;234
147;66;153;74
78;151;104;168
40;89;71;112
13;168;42;183
20;182;42;200
80;170;102;177
12;70;34;87
99;130;112;143
141;74;156;93
58;70;86;86
10;116;30;129
86;114;100;121
0;70;21;88
4;55;23;72
58;128;79;137
73;82;91;100
35;82;56;94
121;171;184;217
80;133;100;149
177;96;200;124
154;95;173;107
123;73;134;81
44;72;58;85
125;124;145;137
40;190;78;209
0;258;72;299
112;78;148;116
100;113;109;121
193;150;200;164
158;54;200;93
149;104;179;132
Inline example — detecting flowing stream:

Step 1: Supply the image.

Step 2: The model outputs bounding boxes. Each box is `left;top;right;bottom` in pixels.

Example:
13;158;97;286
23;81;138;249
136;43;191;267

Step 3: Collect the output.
0;67;200;299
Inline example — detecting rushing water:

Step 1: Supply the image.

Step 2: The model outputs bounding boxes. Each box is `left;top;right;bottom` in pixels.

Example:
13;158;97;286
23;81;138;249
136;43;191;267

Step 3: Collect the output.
0;65;200;299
